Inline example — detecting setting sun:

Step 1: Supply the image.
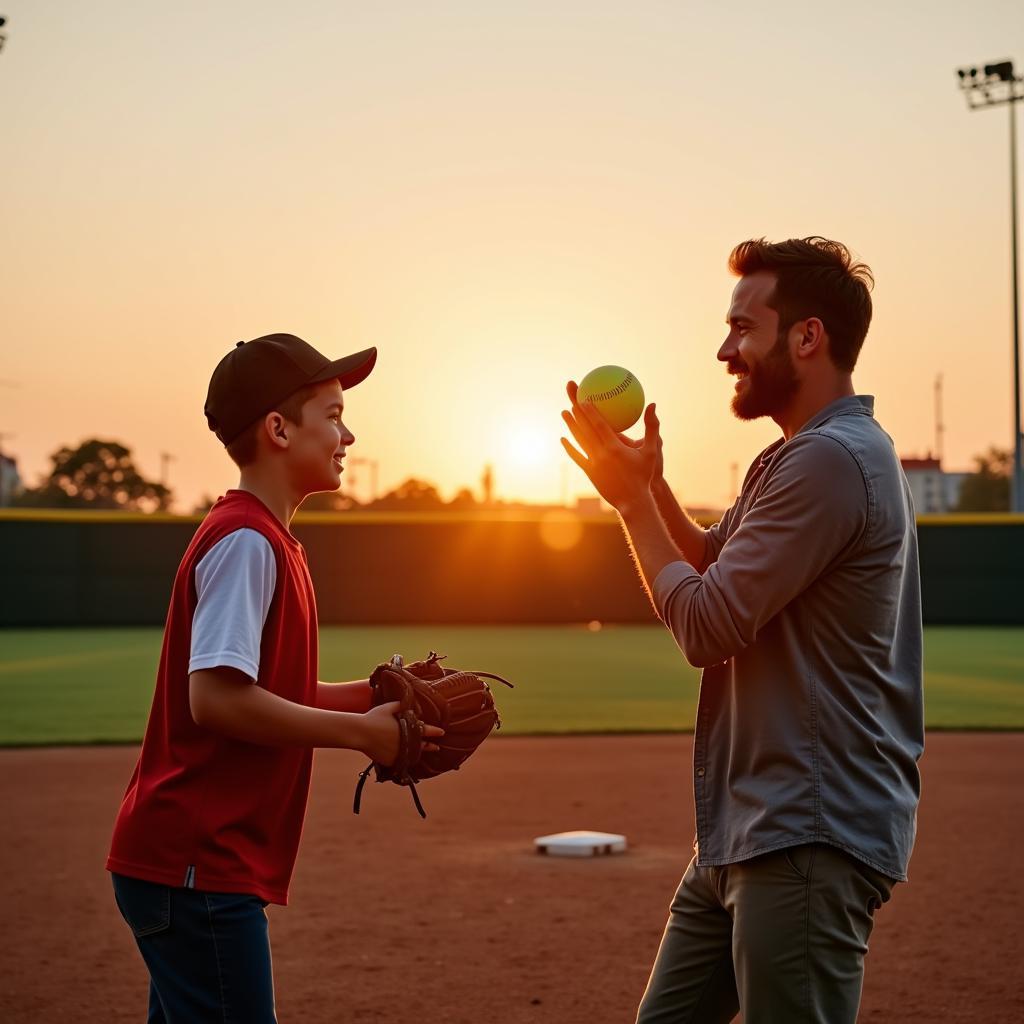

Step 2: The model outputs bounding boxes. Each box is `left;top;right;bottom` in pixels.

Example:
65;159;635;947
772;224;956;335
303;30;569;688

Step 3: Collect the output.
487;410;569;503
502;423;549;467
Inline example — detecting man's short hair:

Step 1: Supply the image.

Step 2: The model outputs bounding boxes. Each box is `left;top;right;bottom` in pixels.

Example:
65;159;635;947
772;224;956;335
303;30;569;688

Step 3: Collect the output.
226;383;321;468
728;237;874;372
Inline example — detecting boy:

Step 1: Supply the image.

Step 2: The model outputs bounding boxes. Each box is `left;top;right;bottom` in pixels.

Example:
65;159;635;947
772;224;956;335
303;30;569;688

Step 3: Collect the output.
107;333;442;1022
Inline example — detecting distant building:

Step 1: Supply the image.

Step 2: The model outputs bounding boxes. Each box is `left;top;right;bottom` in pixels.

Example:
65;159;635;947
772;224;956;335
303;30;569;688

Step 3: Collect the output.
572;495;723;521
900;456;967;514
689;506;726;524
0;451;23;507
574;496;604;516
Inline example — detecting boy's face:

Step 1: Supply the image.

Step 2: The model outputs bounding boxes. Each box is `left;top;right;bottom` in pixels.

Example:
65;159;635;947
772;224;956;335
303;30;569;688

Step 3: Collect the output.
284;379;355;494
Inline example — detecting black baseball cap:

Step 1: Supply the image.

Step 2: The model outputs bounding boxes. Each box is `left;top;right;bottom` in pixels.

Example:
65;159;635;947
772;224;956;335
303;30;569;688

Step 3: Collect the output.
205;333;377;446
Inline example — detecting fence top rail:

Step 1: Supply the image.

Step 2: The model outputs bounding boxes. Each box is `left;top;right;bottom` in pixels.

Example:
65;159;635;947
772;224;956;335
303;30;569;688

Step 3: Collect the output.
915;514;1024;526
2;509;1024;527
0;508;622;526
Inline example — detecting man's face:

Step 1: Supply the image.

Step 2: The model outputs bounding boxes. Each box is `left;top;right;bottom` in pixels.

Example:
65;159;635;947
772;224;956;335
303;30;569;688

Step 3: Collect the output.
285;379;355;494
718;271;800;421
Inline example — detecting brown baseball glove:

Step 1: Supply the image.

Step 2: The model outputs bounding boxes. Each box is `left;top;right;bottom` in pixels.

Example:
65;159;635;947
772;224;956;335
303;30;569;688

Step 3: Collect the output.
352;651;514;818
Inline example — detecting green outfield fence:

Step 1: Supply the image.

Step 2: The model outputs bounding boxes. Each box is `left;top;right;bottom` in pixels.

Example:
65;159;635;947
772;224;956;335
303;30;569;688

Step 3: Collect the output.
0;510;1021;627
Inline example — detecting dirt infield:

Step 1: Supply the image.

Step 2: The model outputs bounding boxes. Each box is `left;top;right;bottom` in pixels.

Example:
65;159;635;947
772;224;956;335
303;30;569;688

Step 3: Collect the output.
2;733;1021;1023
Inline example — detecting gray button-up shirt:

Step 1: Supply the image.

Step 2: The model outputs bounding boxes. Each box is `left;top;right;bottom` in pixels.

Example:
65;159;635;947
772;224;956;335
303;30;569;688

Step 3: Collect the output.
654;395;924;880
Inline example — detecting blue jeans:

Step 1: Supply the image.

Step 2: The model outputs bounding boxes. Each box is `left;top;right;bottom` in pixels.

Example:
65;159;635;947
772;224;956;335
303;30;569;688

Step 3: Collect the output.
111;872;277;1023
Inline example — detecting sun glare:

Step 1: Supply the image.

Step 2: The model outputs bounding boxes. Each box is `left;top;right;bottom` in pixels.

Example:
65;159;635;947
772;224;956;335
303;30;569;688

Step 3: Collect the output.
502;423;549;467
491;413;565;503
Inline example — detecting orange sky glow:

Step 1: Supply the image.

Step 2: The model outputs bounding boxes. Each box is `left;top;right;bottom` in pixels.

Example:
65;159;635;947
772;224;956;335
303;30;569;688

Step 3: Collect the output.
2;1;1022;511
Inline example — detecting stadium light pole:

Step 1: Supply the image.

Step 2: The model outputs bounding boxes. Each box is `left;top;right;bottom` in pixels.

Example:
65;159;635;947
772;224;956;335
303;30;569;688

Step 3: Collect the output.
956;59;1024;511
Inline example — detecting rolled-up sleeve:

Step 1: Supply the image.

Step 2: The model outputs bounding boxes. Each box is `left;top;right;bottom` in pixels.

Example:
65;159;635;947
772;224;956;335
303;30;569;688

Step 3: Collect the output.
653;433;869;668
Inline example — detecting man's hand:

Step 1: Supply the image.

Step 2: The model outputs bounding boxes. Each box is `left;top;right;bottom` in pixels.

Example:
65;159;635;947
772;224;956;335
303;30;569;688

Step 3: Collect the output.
619;405;665;488
358;701;443;767
561;380;662;513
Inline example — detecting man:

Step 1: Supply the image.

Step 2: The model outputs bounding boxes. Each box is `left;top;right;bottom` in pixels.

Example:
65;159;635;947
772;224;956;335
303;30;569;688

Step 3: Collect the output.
561;237;923;1024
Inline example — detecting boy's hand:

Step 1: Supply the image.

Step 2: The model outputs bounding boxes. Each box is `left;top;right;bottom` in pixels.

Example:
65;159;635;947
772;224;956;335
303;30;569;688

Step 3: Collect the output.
359;701;443;767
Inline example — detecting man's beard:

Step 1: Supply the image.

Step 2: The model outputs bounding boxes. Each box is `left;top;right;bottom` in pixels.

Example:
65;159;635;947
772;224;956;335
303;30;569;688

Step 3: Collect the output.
730;329;800;421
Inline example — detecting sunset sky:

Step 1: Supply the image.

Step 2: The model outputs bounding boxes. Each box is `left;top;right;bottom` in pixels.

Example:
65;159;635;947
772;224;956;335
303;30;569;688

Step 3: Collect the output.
3;1;1022;511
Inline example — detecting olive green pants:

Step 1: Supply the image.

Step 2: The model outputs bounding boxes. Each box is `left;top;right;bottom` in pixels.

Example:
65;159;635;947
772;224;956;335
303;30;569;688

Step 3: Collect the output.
636;844;894;1024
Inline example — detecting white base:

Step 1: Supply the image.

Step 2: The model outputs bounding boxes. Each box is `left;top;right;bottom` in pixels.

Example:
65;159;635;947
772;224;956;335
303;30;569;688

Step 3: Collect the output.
534;830;628;857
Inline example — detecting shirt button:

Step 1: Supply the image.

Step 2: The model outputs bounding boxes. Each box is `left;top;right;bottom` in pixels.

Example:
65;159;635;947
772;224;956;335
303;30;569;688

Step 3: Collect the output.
696;767;705;777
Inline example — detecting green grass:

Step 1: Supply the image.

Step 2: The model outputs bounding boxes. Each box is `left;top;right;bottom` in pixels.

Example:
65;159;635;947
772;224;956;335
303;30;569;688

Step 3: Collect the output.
0;626;1021;746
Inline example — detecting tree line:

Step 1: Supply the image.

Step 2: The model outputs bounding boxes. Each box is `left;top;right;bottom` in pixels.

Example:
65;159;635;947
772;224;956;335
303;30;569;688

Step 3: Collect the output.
10;439;489;514
8;438;1015;514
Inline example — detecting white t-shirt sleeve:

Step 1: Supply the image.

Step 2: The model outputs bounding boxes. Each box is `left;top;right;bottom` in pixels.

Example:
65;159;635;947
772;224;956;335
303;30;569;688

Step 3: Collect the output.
188;528;277;682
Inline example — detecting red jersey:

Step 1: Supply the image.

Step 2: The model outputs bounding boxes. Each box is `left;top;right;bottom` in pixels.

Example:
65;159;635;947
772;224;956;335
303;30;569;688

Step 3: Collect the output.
107;490;318;905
